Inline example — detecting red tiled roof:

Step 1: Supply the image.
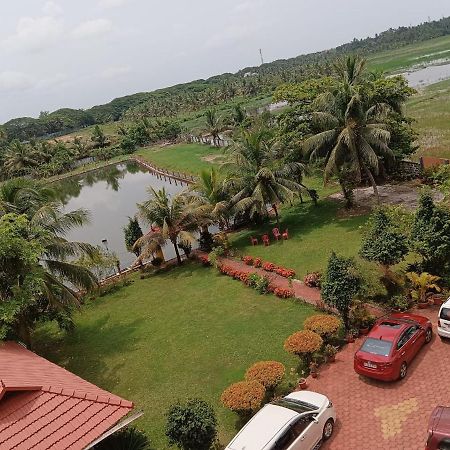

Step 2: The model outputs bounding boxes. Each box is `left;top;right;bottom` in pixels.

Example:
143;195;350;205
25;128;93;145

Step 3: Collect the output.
0;342;134;450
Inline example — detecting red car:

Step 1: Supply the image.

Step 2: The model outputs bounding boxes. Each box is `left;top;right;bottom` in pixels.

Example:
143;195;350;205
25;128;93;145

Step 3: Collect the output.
354;312;432;381
426;406;450;450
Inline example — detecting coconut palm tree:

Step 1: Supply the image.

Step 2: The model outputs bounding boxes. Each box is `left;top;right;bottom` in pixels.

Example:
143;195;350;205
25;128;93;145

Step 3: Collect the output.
135;187;212;265
203;109;223;146
303;90;393;204
3;141;40;176
224;129;306;228
0;179;97;331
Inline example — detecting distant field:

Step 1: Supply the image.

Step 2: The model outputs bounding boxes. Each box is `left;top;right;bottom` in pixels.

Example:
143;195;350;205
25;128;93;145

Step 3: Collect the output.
136;143;227;175
368;35;450;73
407;78;450;159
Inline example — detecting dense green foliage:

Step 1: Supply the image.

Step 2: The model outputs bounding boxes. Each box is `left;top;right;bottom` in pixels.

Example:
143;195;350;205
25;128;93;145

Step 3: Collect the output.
94;427;152;450
165;399;217;450
124;217;144;256
360;209;409;271
322;252;361;330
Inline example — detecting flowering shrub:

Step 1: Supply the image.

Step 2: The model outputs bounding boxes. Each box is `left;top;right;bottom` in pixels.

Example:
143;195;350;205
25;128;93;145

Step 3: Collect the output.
242;256;253;266
262;262;277;272
304;272;322;288
245;361;285;389
284;330;323;358
220;381;265;413
253;257;262;268
274;287;294;298
239;273;250;284
198;254;211;266
274;267;296;278
303;314;341;337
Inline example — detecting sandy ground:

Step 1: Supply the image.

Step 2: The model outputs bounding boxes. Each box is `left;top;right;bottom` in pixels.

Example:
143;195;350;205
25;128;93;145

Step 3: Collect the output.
329;181;444;209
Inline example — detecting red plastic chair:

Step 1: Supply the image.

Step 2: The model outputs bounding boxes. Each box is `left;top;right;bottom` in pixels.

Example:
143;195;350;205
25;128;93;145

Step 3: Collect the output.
262;234;270;246
282;229;289;240
272;227;281;240
250;236;258;246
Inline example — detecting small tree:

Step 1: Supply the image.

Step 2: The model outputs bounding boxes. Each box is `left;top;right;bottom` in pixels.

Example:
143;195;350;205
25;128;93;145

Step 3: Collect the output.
284;330;323;365
165;399;217;450
221;381;265;417
124;217;143;256
322;252;361;330
245;361;285;390
411;192;450;275
91;125;108;148
359;209;408;275
303;314;342;339
93;427;152;450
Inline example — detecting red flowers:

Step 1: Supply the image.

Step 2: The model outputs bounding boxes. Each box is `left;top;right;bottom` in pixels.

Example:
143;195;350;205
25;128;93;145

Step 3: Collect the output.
274;267;295;278
253;257;262;268
198;254;211;266
242;255;254;266
262;262;277;272
274;287;294;298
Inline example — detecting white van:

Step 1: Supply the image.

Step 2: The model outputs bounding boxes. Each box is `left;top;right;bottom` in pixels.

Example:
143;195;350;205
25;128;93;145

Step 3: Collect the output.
437;297;450;338
225;391;336;450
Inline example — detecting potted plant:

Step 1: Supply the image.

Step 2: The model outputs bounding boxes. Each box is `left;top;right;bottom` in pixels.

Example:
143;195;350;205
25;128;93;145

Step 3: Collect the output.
309;361;319;378
407;272;441;309
298;378;308;390
324;344;338;363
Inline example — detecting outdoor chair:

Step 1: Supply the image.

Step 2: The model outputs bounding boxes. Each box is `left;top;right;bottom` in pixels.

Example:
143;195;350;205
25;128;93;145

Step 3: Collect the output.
282;229;289;240
262;234;270;246
250;236;258;246
272;227;281;240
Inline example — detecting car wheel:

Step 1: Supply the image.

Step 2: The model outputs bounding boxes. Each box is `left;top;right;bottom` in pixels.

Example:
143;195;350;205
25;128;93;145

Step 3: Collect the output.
399;362;407;379
425;328;432;343
322;419;334;441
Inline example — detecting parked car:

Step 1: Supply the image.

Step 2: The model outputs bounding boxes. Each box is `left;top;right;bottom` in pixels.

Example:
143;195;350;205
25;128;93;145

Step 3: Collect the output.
354;312;432;381
426;406;450;449
437;298;450;339
225;391;336;450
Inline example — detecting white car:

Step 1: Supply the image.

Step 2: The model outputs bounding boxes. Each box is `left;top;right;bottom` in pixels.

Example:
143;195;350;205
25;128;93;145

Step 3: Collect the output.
225;390;336;450
437;297;450;338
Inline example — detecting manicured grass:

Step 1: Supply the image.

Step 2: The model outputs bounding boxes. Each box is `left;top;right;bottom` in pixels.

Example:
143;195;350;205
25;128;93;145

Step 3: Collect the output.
33;265;316;449
407;78;450;160
136;143;227;175
229;196;385;298
368;35;450;73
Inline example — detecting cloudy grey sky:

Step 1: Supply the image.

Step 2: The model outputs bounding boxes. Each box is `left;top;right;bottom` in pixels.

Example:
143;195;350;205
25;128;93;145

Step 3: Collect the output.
1;0;450;123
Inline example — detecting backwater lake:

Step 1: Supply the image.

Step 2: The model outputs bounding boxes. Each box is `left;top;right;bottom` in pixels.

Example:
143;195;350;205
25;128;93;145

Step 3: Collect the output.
403;61;450;87
54;161;189;270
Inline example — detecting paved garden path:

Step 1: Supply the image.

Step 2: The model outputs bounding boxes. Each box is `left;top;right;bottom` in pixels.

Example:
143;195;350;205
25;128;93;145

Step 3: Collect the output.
202;253;322;306
304;306;448;450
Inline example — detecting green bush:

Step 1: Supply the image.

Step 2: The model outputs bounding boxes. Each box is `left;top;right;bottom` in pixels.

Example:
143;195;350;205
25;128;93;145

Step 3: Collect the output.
94;427;152;450
166;399;217;450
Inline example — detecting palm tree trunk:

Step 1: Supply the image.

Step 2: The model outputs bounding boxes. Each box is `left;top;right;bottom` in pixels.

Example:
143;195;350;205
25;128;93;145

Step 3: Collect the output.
172;240;182;265
272;204;280;229
363;165;380;204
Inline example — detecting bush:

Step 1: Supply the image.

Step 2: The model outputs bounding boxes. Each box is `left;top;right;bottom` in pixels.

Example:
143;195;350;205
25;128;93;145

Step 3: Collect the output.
274;287;294;298
242;255;253;265
304;272;322;288
284;330;323;363
253;257;262;268
94;427;151;450
221;381;265;414
303;314;341;337
274;267;296;278
245;361;285;389
247;273;270;294
388;294;411;312
198;254;211;266
262;262;277;272
165;399;217;450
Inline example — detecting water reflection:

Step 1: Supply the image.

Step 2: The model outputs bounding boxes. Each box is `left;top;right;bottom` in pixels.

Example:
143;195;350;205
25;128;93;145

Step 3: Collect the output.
53;161;187;268
403;62;450;87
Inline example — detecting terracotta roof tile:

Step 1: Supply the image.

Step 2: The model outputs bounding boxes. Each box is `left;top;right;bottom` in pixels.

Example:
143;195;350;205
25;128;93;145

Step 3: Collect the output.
0;342;134;450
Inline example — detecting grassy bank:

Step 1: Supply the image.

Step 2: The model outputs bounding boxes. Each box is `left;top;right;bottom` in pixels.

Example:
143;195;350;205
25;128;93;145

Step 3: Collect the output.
34;265;316;449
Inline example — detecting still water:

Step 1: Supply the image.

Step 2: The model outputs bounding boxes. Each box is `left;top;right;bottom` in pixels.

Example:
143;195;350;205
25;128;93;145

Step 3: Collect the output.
54;161;188;269
403;62;450;87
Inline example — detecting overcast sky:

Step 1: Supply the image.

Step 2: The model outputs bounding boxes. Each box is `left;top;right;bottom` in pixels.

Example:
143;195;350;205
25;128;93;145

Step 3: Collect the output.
1;0;450;123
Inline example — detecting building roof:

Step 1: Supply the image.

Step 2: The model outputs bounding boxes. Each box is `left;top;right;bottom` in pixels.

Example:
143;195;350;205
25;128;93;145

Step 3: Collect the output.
0;341;134;450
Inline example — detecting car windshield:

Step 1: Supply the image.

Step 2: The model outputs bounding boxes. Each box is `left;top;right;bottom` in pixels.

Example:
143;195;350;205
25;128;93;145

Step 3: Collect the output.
271;398;317;414
440;308;450;320
360;338;393;357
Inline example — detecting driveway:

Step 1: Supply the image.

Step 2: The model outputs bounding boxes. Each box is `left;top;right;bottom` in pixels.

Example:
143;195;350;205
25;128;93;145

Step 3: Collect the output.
305;307;449;450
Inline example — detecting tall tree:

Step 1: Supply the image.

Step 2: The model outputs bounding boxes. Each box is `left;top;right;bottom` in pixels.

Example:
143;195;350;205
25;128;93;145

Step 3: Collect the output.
135;188;211;265
123;216;143;256
203;109;223;146
91;125;109;148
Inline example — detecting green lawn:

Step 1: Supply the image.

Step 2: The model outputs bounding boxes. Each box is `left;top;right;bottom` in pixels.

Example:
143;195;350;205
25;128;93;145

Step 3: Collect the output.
33;265;316;449
368;35;450;73
136;143;227;175
407;78;450;160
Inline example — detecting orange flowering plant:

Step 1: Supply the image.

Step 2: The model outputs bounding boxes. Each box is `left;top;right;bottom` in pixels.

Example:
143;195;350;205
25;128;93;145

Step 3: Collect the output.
221;381;265;413
245;361;285;389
